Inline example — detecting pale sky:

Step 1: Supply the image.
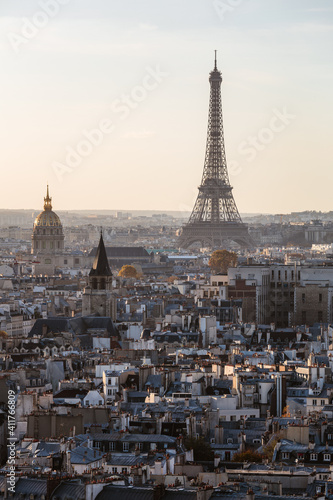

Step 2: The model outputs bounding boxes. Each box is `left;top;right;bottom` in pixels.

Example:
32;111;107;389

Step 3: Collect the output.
1;0;332;214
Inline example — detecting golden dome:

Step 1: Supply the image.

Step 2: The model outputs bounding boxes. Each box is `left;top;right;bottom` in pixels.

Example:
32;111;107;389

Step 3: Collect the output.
33;185;63;228
34;210;62;228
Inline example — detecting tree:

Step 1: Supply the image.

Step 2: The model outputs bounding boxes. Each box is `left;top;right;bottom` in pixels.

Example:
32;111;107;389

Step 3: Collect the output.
167;275;179;283
118;265;140;278
208;249;237;274
185;437;214;462
232;450;263;463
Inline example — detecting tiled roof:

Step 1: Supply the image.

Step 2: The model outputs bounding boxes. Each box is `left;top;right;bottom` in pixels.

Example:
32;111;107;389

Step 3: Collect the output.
89;247;150;258
13;478;47;497
51;480;85;500
121;434;177;444
35;441;61;457
70;445;104;464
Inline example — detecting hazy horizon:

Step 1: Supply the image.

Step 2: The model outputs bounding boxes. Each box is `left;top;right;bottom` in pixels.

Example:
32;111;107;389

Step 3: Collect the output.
1;0;332;213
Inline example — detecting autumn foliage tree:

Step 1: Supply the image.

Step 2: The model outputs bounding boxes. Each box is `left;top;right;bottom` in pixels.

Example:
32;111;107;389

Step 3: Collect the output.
208;249;237;274
118;265;140;278
232;450;263;463
167;275;179;283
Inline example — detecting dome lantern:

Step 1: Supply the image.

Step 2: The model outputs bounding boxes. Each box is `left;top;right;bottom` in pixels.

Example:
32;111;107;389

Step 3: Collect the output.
44;185;52;211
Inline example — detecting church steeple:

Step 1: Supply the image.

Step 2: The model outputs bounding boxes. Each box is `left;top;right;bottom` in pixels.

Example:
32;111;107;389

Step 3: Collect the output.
89;231;112;277
83;230;115;317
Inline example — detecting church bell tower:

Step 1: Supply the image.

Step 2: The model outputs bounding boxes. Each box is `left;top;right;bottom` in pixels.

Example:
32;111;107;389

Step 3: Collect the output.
82;231;116;318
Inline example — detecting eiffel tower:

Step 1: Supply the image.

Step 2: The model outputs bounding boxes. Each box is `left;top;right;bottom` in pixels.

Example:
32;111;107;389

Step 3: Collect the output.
178;53;253;249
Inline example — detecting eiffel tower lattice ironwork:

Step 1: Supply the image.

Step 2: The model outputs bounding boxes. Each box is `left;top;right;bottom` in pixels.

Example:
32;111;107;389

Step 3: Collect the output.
178;53;253;249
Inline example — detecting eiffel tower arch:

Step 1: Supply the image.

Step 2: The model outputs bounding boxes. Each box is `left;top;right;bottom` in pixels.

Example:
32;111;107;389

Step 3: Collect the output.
178;53;253;249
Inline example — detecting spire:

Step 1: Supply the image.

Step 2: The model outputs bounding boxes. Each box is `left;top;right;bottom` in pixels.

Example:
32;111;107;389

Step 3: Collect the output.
214;49;217;70
89;231;112;277
44;184;52;211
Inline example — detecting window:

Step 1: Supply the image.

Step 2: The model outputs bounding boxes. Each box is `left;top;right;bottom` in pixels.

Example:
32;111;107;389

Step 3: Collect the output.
138;442;143;450
318;311;323;322
64;259;68;264
291;270;294;280
278;270;281;280
328;434;333;440
324;453;331;461
112;467;117;474
123;442;129;452
302;293;305;304
121;467;127;474
319;293;322;303
75;258;79;264
285;270;287;280
281;452;289;459
108;389;112;396
310;453;318;461
108;379;111;385
95;442;100;449
42;241;46;249
312;399;317;405
45;259;51;264
110;442;115;451
298;271;300;280
302;311;306;323
321;400;325;406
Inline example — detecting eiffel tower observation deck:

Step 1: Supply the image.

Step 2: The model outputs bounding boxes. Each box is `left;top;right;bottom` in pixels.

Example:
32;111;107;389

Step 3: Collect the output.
178;53;253;249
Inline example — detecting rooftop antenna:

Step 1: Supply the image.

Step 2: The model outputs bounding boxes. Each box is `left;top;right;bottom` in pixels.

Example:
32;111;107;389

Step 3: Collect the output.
214;50;217;70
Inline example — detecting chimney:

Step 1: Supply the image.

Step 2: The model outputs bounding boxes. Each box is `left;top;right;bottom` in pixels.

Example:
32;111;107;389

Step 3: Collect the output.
246;489;255;500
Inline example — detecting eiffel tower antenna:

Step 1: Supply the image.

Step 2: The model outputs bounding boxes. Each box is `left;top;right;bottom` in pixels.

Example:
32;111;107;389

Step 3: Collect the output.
178;53;253;249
